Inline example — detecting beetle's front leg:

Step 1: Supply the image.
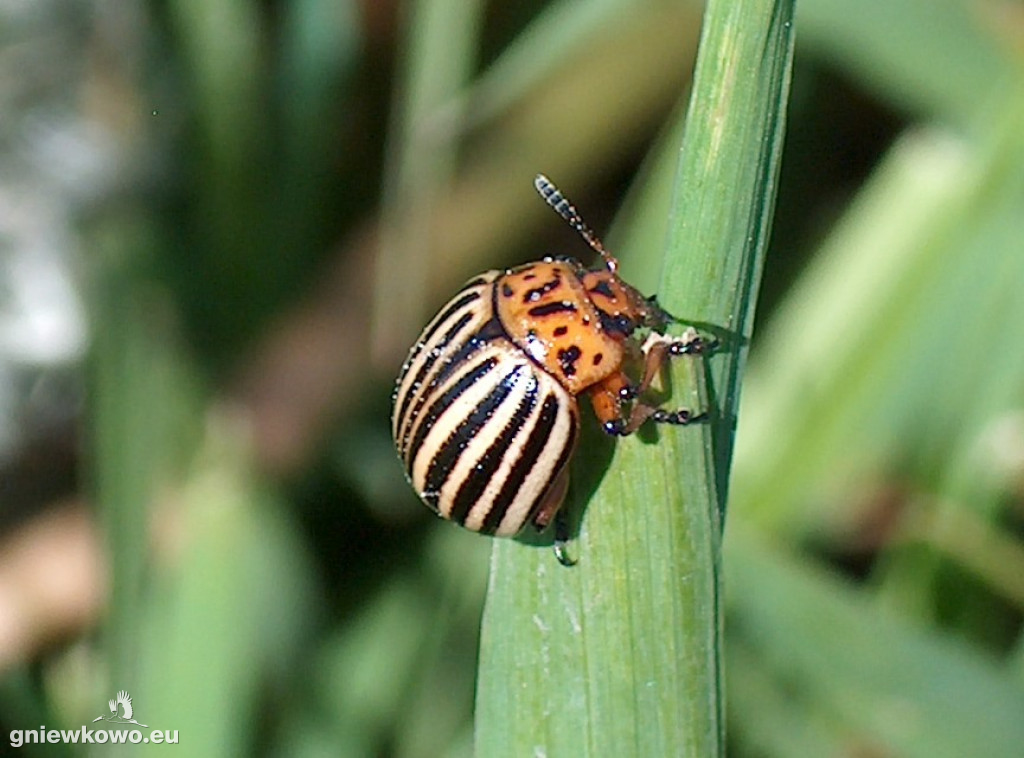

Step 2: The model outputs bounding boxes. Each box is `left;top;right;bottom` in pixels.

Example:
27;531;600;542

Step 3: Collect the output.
588;372;685;436
634;328;713;424
589;372;634;436
636;327;713;394
590;330;711;436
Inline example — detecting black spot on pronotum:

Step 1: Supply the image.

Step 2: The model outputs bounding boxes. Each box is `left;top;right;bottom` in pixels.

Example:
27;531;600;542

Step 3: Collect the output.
592;352;603;366
528;301;577;318
523;276;562;303
557;345;582;377
588;279;616;299
501;283;514;298
553;326;569;337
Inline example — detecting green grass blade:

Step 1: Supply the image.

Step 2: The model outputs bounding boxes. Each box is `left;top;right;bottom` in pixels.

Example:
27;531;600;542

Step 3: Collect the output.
475;2;795;755
451;0;664;129
132;429;316;756
727;526;1024;758
88;217;201;694
662;0;795;510
372;0;487;363
731;98;1024;536
799;0;1015;129
723;77;1024;758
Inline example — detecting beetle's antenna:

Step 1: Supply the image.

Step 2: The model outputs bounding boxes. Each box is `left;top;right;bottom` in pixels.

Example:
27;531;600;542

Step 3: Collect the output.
534;174;618;273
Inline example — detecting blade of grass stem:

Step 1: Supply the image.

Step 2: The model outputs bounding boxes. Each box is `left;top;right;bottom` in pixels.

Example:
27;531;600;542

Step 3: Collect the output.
475;2;795;756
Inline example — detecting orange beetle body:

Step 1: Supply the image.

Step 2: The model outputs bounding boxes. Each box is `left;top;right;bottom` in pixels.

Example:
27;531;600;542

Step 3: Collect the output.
496;258;663;393
391;176;709;564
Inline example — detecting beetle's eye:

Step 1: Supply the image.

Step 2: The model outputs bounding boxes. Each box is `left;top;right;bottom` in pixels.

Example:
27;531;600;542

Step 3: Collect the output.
598;311;634;336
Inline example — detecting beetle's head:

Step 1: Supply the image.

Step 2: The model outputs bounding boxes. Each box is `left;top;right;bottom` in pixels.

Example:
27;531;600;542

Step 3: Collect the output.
579;267;667;337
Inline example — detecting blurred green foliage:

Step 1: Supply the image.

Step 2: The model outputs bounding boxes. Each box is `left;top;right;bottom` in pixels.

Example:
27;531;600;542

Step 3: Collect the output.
1;0;1022;756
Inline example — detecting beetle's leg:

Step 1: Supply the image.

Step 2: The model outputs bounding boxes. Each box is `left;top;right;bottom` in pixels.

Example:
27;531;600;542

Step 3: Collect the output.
629;328;709;428
605;400;704;436
591;330;710;436
589;373;663;435
529;466;577;567
531;465;570;531
636;327;711;393
630;328;710;427
553;509;577;567
588;372;631;435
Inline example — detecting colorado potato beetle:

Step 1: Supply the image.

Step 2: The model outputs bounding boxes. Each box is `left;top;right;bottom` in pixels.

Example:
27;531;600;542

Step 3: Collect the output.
391;175;710;564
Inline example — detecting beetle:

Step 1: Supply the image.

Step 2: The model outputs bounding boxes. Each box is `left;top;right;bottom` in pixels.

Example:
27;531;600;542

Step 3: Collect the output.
391;174;710;564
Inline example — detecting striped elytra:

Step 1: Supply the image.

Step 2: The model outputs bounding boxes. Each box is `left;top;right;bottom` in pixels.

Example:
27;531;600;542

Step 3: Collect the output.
391;175;710;564
392;271;579;538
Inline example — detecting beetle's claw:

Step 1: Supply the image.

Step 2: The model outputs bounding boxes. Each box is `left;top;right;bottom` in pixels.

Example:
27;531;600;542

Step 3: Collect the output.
651;408;707;425
602;419;630;436
553;539;577;567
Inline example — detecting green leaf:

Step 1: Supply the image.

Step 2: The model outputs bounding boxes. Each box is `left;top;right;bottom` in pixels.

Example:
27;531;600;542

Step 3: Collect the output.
475;2;796;755
727;526;1024;758
798;0;1015;129
373;0;487;362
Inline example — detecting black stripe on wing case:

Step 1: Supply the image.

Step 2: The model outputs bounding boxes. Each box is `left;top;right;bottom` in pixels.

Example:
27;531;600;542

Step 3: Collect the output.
448;371;540;526
422;365;526;512
479;393;562;535
395;308;477;443
405;357;497;476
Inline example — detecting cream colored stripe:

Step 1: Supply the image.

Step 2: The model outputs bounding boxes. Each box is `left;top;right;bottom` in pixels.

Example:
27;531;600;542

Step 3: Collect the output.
462;369;548;533
437;360;532;520
494;387;574;537
395;300;491;452
410;354;504;494
392;279;494;441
